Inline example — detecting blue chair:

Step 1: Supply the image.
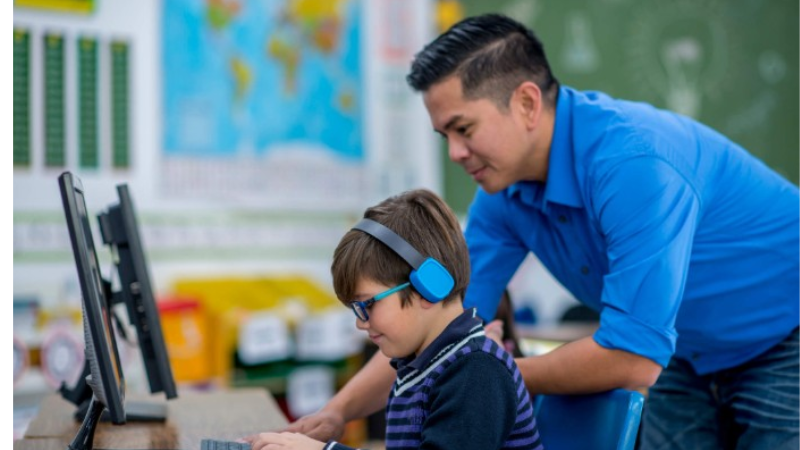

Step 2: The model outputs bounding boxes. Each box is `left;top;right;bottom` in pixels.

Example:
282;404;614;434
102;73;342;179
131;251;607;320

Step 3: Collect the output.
534;389;645;450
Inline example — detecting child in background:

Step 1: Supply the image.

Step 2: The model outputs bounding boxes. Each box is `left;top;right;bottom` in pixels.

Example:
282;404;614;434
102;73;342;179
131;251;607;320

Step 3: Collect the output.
247;189;542;450
493;289;524;358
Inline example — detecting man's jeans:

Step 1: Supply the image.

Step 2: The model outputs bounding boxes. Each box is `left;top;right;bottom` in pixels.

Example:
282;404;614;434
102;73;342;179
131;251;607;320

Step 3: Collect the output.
640;328;799;450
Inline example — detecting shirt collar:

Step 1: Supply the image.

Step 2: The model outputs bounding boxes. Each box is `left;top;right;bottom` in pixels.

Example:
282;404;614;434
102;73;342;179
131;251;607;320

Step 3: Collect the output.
506;86;584;211
391;308;484;373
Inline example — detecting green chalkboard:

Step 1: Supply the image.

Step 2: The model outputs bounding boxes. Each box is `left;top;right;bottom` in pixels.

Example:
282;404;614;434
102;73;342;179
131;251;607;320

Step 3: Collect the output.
443;0;799;215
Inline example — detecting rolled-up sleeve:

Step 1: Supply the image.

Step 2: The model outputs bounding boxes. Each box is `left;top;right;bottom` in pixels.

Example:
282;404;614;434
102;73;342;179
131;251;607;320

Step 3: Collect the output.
590;154;700;367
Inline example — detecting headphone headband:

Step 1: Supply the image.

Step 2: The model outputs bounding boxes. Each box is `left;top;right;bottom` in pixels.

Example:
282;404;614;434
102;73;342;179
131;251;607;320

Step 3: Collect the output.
352;219;426;269
351;218;454;303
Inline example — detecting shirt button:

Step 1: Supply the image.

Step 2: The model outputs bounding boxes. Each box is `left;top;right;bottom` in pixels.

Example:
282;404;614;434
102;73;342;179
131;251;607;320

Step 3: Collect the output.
558;215;568;223
580;266;590;275
692;353;700;360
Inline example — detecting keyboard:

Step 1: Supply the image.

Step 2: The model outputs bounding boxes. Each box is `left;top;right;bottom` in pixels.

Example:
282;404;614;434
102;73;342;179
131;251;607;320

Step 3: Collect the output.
200;438;252;450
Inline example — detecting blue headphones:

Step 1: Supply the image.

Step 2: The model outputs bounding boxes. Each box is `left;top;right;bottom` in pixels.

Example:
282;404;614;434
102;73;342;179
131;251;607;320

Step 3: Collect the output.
352;218;455;303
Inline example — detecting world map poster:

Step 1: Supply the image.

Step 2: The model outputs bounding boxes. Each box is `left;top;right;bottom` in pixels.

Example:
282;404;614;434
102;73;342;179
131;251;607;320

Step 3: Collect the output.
162;0;364;209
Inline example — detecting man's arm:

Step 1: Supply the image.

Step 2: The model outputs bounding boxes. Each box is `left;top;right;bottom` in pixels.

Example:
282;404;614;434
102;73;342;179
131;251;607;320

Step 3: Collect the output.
463;188;528;321
516;336;662;394
283;351;395;441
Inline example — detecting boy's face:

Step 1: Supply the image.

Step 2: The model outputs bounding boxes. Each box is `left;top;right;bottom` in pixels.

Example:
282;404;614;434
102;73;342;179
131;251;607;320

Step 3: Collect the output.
351;277;429;359
423;76;544;193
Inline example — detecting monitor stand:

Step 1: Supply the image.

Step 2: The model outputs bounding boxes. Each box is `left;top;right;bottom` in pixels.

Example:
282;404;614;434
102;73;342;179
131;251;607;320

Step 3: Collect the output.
74;397;168;422
67;395;105;450
62;364;168;422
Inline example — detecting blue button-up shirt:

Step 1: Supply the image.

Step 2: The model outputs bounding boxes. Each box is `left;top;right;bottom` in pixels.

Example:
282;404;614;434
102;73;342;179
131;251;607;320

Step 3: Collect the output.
464;86;799;374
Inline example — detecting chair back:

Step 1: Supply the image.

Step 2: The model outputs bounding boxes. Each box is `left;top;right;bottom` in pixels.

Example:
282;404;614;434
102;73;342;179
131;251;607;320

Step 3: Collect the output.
534;389;644;450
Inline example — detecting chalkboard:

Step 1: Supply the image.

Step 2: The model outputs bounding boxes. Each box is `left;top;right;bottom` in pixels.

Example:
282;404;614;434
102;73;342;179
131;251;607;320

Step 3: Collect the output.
442;0;798;214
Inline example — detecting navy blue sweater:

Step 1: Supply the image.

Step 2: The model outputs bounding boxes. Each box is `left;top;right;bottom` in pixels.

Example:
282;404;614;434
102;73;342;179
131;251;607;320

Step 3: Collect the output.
326;309;542;450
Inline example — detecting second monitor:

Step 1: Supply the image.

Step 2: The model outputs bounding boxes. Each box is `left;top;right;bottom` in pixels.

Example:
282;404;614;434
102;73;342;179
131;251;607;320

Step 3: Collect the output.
97;184;177;400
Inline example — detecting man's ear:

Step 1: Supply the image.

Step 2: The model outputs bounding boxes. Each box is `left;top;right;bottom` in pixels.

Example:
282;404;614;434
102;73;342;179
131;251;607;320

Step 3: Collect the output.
512;81;543;130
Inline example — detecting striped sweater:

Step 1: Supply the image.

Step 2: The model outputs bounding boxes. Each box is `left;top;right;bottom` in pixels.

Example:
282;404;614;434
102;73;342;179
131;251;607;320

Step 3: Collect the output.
326;308;543;450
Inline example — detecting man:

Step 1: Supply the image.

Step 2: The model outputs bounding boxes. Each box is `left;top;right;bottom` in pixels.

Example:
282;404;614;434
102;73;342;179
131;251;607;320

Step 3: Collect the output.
287;14;799;449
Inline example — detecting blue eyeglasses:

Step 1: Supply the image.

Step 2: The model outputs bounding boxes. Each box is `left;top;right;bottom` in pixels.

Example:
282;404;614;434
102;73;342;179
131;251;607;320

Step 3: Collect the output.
350;282;411;322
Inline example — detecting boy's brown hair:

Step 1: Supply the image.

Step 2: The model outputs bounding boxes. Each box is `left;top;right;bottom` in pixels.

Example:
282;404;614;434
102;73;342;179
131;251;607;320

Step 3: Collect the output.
332;189;470;307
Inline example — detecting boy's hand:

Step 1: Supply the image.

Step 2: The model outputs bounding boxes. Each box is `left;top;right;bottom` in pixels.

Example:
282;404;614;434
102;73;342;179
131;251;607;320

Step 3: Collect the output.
281;409;346;442
485;319;505;346
246;432;325;450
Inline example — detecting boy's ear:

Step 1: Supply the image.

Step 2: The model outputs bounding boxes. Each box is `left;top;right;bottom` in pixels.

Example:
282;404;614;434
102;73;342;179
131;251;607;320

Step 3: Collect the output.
408;290;441;309
419;294;439;309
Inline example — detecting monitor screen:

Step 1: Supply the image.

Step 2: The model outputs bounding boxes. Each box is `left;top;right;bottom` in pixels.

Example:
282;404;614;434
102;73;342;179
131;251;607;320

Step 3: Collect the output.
58;171;126;425
97;184;177;399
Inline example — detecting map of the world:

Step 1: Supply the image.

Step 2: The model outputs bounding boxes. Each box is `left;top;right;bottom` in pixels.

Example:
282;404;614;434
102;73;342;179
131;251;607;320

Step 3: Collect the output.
163;0;362;161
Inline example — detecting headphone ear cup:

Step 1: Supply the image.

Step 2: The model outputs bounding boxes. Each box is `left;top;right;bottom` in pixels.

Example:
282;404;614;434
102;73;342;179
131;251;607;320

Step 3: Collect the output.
410;258;455;303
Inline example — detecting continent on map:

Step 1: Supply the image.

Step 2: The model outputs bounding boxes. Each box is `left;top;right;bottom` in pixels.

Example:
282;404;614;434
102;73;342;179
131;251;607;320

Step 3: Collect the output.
206;0;239;31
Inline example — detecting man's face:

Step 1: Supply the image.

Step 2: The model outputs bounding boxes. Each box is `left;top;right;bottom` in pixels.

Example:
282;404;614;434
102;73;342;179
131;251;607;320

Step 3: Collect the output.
423;76;538;194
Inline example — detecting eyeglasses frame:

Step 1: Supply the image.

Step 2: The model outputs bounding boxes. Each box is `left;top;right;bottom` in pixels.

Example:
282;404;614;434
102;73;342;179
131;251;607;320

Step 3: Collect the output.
350;282;411;322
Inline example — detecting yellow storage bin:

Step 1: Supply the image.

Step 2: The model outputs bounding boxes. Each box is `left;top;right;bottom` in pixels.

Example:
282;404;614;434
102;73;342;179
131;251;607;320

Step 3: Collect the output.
158;297;211;383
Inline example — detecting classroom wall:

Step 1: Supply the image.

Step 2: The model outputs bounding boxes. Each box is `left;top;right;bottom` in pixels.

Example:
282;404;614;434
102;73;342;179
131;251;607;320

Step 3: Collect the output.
13;0;438;310
15;0;165;311
13;0;447;407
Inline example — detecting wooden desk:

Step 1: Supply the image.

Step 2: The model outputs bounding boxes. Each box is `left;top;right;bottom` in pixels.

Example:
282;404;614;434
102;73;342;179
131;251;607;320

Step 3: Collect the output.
516;323;599;356
517;323;598;343
16;388;288;450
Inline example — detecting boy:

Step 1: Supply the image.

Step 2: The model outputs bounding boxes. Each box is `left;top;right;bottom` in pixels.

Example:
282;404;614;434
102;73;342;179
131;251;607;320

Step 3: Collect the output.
247;189;542;450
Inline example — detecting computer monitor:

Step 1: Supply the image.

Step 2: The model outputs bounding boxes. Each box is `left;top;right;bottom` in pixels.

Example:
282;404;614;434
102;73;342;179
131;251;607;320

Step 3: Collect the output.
59;172;126;449
96;183;177;400
60;181;178;422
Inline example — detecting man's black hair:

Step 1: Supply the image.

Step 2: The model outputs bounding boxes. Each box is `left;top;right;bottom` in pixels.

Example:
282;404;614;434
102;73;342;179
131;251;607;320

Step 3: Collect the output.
406;14;559;108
